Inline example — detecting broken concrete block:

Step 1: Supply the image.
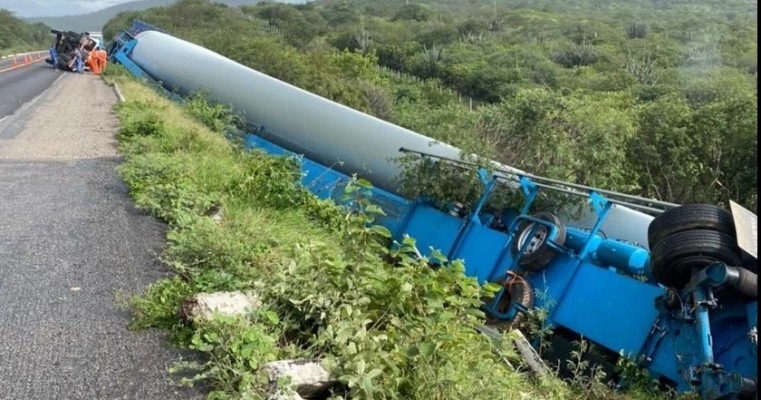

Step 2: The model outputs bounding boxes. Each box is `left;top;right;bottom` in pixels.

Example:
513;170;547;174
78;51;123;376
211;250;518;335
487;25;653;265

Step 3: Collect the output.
181;291;261;322
264;359;335;398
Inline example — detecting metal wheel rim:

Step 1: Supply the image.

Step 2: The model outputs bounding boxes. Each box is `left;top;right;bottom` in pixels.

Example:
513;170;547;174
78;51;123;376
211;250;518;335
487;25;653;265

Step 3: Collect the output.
517;223;549;255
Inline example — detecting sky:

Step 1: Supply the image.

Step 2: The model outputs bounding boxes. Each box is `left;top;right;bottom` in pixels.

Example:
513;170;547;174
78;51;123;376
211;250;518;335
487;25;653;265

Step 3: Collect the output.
0;0;137;17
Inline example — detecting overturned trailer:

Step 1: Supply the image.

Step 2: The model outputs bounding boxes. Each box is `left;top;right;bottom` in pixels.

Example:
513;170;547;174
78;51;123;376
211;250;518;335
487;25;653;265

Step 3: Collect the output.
108;21;757;399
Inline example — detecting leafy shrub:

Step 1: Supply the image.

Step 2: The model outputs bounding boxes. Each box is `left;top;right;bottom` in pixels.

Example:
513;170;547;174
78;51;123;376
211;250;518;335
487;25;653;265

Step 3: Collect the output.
129;276;193;331
396;155;521;213
183;93;236;134
173;311;301;399
117;152;217;224
117;101;166;139
233;151;311;209
392;4;433;22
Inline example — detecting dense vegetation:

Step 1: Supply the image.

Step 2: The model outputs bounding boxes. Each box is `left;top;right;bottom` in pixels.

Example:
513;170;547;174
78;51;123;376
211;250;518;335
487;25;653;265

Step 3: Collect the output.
0;10;51;55
106;66;674;400
105;0;758;211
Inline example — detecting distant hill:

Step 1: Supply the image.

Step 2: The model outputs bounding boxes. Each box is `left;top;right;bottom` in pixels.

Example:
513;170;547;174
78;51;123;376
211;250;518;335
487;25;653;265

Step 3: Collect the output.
0;9;50;54
25;0;305;33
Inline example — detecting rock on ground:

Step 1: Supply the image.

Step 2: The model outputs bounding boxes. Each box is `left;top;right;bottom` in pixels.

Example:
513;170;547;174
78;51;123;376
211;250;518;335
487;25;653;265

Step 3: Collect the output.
264;359;335;399
181;291;261;322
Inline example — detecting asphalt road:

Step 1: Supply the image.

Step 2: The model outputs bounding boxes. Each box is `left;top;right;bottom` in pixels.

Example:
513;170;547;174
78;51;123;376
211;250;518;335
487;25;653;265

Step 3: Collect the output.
0;68;202;398
0;62;61;121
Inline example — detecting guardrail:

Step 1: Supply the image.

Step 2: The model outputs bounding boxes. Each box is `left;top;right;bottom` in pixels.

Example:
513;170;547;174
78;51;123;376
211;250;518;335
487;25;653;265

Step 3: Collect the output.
0;50;49;73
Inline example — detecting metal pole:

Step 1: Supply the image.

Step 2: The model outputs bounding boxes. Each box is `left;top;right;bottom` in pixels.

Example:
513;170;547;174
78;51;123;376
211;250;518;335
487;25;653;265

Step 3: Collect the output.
530;182;668;214
398;147;679;211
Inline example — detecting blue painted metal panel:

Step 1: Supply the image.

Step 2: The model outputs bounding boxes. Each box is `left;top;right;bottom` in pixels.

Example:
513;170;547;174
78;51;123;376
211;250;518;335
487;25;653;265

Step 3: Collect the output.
128;20;166;36
645;330;688;390
300;155;350;200
398;205;463;258
245;134;288;156
525;254;580;311
551;263;664;356
711;300;758;380
219;130;758;400
450;223;511;283
247;134;343;198
715;319;757;379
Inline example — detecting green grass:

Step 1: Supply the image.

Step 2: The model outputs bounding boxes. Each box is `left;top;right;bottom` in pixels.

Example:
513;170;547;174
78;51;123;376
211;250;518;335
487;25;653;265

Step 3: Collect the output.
105;67;689;400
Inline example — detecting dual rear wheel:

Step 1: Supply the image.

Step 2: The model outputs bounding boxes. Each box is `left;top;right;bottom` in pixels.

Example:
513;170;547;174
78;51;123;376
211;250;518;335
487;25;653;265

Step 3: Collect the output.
648;204;745;289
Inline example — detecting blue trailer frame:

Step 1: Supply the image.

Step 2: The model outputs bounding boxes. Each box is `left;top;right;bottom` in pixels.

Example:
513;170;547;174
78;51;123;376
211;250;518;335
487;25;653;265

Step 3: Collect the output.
244;134;757;399
108;22;758;399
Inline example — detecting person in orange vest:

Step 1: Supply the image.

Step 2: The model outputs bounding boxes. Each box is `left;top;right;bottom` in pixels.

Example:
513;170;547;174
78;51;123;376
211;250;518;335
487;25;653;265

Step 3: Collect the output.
85;49;100;75
97;48;108;73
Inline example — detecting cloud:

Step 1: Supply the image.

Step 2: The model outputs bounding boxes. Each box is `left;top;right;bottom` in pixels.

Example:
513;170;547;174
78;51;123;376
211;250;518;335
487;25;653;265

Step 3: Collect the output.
0;0;135;17
2;0;306;18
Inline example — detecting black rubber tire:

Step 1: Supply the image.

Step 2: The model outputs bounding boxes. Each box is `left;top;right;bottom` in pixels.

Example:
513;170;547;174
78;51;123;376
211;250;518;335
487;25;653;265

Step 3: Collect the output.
488;277;535;331
513;212;566;272
651;229;742;288
648;204;736;249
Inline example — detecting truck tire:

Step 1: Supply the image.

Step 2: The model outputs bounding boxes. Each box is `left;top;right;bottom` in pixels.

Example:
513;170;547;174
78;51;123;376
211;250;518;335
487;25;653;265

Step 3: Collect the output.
651;229;742;288
648;204;735;248
513;212;566;271
488;276;535;331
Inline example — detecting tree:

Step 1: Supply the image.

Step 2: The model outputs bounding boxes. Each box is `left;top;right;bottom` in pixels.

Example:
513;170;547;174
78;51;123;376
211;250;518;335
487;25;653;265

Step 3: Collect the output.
392;4;433;22
626;94;721;203
244;3;324;48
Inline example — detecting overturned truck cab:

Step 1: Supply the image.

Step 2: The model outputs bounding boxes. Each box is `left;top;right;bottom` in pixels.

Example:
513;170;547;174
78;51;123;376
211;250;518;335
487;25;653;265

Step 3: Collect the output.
46;29;99;72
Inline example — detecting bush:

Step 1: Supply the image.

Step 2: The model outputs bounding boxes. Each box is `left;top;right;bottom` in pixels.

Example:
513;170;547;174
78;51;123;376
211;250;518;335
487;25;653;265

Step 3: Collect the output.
625;22;648;39
183;93;236;134
392;4;433;22
117;101;166;139
552;41;599;68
